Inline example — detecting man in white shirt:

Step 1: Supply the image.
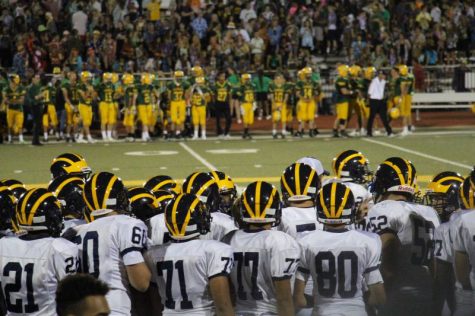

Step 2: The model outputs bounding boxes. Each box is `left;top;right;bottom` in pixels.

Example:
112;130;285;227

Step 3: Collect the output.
71;5;87;37
366;70;393;137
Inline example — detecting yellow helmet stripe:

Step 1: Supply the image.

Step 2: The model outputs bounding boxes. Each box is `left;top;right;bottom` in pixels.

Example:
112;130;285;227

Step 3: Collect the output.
195;179;215;198
167;194;183;236
91;174;100;210
54;157;76;165
435;176;463;185
179;197;201;236
255;182;262;217
319;188;331;218
383;161;405;185
470;189;474;208
152;179;174;192
21;189;37;224
335;186;351;218
404;160;413;186
261;187;276;218
184;173;200;193
281;174;294;197
54;177;82;197
242;190;256;218
130;193;154;204
338;153;362;177
295;164;301;195
7;183;23;191
330;182;337;217
0;186;8;193
27;192;55;225
303;169;316;196
102;176;119;209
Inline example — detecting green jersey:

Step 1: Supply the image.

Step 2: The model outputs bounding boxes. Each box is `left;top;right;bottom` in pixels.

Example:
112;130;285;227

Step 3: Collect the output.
3;85;26;111
124;84;137;107
190;86;211;107
40;85;56;105
213;81;230;102
252;76;272;93
296;80;319;99
350;77;365;98
400;74;414;95
238;83;256;103
77;83;94;105
167;81;190;102
137;84;155;105
334;77;351;103
97;82;115;103
62;81;80;105
269;82;288;103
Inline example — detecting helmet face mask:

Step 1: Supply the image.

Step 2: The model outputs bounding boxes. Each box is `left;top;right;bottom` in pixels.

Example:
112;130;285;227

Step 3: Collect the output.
423;171;463;220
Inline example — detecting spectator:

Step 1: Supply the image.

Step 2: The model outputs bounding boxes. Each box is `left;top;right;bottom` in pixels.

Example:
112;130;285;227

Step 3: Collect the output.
191;12;208;40
240;2;257;24
300;19;314;52
12;43;28;78
71;4;88;38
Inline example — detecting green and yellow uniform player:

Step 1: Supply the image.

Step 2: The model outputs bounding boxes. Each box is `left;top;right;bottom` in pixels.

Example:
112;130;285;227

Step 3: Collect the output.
97;72;117;141
137;73;158;141
269;73;289;138
213;72;232;137
40;77;59;141
238;73;256;139
190;76;211;140
3;74;26;143
111;73;122;137
348;64;367;134
0;72;8;143
295;67;320;137
167;70;190;137
399;64;415;134
121;73;137;141
333;65;353;138
387;67;401;118
189;65;205;85
61;71;80;142
77;71;96;142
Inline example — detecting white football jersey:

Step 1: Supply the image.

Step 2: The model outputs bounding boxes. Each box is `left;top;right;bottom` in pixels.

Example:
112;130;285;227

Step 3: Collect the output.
62;218;86;233
453;210;475;288
434;221;453;263
201;212;237;241
145;239;233;315
367;200;440;313
0;236;78;316
227;229;300;315
278;206;323;238
73;214;148;315
148;213;171;246
297;229;383;315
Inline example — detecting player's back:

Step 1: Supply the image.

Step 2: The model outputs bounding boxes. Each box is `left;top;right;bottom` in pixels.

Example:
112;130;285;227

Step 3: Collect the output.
145;239;233;315
148;213;171;246
278;206;323;238
454;210;475;286
73;214;148;315
201;212;237;241
0;236;77;316
298;229;382;315
228;229;300;315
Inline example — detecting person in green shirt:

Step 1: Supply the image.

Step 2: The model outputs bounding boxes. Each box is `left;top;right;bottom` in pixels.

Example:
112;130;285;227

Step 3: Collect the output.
251;68;272;120
333;65;353;138
227;67;241;124
398;64;415;135
77;71;96;143
40;76;59;142
28;74;44;145
166;70;190;138
137;73;159;141
3;74;26;143
269;73;289;138
238;73;256;139
213;71;232;137
97;72;117;141
295;67;320;137
61;71;80;142
121;73;138;141
190;76;211;140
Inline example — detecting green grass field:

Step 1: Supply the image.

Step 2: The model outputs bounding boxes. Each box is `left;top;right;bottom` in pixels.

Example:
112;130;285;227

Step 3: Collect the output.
1;130;474;190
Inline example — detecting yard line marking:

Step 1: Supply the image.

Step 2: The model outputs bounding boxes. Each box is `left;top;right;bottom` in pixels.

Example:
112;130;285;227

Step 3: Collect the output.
362;138;473;170
179;142;217;171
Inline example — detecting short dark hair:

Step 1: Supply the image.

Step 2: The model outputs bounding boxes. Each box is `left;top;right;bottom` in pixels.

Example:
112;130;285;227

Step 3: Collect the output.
56;274;109;316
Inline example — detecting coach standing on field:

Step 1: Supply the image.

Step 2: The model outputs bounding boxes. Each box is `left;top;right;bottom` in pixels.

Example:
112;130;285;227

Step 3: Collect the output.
27;74;44;145
366;70;393;137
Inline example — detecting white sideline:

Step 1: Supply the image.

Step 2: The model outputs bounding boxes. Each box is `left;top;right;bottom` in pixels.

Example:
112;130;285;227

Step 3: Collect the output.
362;138;473;170
179;142;217;171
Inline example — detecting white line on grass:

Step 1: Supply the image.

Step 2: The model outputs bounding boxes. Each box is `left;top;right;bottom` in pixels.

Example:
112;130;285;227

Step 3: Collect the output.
179;142;217;171
362;138;473;170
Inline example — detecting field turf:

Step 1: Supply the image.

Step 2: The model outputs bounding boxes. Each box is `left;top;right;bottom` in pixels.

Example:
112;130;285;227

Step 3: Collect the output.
1;130;474;190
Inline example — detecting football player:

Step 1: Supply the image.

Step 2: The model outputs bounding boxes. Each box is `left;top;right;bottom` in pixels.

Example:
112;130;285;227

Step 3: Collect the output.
167;70;190;138
143;175;182;196
295;67;319;138
190;76;211;140
0;179;27;200
425;172;464;315
348;65;367;136
0;188;78;315
367;157;440;315
97;72;117;141
224;181;300;316
3;74;26;143
189;65;205;85
50;152;92;180
121;73;137;142
145;193;234;315
333;65;353;138
0;185;17;237
398;65;415;136
61;71;80;143
209;170;238;216
146;190;176;246
66;172;151;315
77;71;96;143
212;71;232;138
269;73;289;138
137;73;158;141
238;73;256;139
182;172;237;241
40;76;59;142
295;182;385;315
48;174;86;232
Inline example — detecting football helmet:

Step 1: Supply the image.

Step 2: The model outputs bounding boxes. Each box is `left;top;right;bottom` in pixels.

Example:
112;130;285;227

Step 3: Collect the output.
191;66;204;77
174;70;184;78
0;186;17;231
241;73;251;83
370;157;417;202
111;73;119;84
182;172;220;212
317;182;356;225
83;172;129;222
460;177;475;210
349;65;361;77
281;163;320;204
50;153;92;180
195;76;205;85
153;190;176;214
144;175;182;195
80;71;91;82
238;181;282;225
470;167;475;190
209;171;237;215
48;175;85;219
10;74;20;85
337;65;349;77
16;188;63;237
141;73;153;85
424;171;463;219
1;179;26;200
399;64;409;76
165;193;211;241
127;187;158;222
389;107;400;120
297;70;306;81
332;150;372;184
364;67;376;80
102;72;112;82
122;73;134;85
